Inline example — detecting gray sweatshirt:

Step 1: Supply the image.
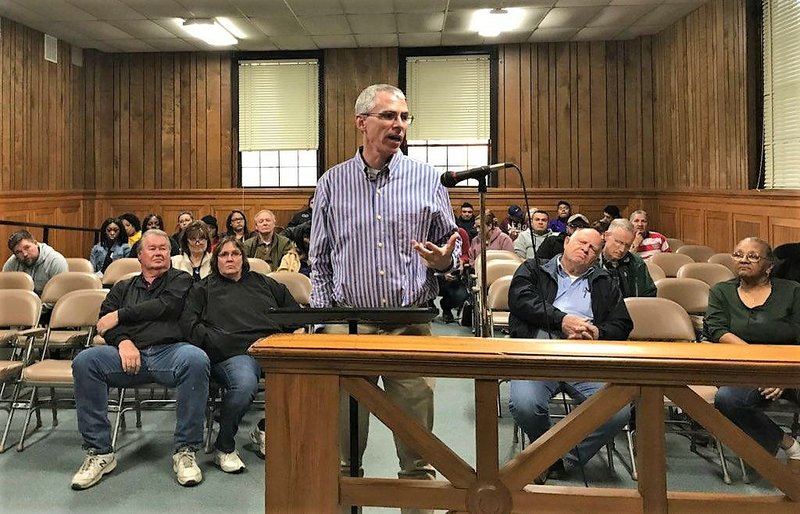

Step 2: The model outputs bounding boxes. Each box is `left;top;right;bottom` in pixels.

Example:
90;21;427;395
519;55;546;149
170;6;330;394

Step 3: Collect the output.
3;242;68;296
514;229;555;260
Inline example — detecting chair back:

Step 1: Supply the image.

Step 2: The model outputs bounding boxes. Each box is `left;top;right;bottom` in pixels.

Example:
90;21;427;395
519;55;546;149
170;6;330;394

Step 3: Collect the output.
40;272;103;305
0;271;34;291
485;250;523;263
248;258;271;277
483;260;521;287
487;275;512;311
676;244;716;263
102;258;142;286
0;290;42;328
645;261;666;282
649;253;694;277
49;289;109;330
708;252;737;274
666;238;685;251
267;271;312;305
66;258;94;273
625;297;695;341
676;262;735;287
655;277;710;315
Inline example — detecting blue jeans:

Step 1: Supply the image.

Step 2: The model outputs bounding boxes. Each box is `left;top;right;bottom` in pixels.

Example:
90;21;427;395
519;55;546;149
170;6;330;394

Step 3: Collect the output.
714;386;799;455
73;343;210;454
509;380;631;466
211;355;261;453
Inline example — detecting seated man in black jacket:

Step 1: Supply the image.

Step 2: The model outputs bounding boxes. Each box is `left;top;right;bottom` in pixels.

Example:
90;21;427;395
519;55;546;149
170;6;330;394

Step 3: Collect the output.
180;236;300;470
535;213;590;264
71;230;210;490
508;228;633;483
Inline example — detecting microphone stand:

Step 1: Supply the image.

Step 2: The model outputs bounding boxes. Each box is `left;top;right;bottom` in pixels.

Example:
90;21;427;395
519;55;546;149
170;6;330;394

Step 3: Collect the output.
477;174;490;338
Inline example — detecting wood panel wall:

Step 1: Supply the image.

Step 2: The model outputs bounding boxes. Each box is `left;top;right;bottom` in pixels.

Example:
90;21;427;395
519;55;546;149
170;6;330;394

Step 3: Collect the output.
497;39;654;191
323;48;399;169
651;0;757;191
85;50;234;191
0;17;86;192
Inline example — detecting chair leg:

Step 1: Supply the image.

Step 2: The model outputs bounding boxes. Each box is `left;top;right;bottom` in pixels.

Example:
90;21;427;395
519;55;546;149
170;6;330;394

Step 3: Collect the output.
0;383;22;453
716;438;733;484
50;387;58;427
626;427;638;481
739;457;750;483
606;441;616;473
110;388;126;452
17;387;39;452
134;388;143;428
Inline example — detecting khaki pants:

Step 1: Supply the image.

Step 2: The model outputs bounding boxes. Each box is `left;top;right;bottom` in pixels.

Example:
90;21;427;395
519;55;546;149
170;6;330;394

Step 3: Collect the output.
327;322;435;514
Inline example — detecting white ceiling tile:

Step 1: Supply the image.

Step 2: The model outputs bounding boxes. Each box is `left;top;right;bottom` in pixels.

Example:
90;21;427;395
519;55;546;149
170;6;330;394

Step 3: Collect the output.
40;25;92;41
174;0;241;17
634;3;702;26
22;0;95;21
0;1;48;25
440;32;483;46
538;6;605;28
236;39;279;51
355;33;398;47
270;34;317;50
107;19;177;38
609;0;665;4
119;0;192;18
573;26;621;39
347;14;396;34
82;40;122;52
62;21;135;39
341;0;393;14
150;18;191;37
285;0;344;16
447;0;554;7
312;34;356;48
443;10;472;32
396;0;447;13
528;27;579;41
587;5;651;27
518;7;552;30
250;16;307;36
102;38;157;51
397;13;444;33
556;0;610;6
486;30;535;44
230;0;294;17
615;24;661;38
398;32;441;47
216;17;267;39
298;15;352;35
66;0;144;20
140;38;199;50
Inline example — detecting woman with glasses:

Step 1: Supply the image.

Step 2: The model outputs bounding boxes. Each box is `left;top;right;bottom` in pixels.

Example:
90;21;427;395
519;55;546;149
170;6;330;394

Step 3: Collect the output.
171;220;212;281
705;237;800;461
128;213;180;258
89;218;130;276
224;210;250;242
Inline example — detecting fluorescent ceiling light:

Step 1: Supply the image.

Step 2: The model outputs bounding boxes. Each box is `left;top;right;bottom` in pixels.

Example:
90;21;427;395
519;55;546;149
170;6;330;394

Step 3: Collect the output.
181;19;237;46
470;8;523;37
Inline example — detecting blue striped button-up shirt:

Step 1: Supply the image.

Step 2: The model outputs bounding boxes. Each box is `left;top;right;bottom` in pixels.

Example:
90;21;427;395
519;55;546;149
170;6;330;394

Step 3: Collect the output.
309;149;460;308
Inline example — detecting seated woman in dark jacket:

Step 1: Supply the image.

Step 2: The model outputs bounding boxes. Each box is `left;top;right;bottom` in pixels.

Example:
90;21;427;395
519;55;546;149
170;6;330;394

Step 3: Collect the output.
705;237;800;461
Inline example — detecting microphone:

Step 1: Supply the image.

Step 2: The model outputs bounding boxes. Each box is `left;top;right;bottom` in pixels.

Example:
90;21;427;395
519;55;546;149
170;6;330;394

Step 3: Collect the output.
440;162;514;187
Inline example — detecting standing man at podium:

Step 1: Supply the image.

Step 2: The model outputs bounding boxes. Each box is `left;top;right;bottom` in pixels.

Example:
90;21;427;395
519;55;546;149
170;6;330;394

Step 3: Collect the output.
310;83;460;514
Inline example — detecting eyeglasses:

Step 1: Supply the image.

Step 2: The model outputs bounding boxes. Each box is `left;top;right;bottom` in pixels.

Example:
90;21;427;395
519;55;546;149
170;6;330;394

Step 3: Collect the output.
360;111;414;125
188;239;207;246
732;251;762;263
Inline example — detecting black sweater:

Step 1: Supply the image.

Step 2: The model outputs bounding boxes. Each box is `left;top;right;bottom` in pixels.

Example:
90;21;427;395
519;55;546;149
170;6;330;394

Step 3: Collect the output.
180;271;300;363
101;268;192;349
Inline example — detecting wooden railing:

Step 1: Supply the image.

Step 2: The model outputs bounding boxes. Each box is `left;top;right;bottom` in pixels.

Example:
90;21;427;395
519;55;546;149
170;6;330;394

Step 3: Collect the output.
249;334;800;514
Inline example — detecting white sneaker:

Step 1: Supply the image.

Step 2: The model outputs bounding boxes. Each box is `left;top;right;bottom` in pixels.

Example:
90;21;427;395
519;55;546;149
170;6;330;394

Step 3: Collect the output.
71;451;117;490
172;448;202;486
249;424;265;458
214;449;246;473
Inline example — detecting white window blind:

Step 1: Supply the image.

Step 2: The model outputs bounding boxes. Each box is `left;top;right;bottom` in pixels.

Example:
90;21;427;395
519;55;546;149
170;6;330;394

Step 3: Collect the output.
406;55;490;141
762;0;800;188
239;59;319;151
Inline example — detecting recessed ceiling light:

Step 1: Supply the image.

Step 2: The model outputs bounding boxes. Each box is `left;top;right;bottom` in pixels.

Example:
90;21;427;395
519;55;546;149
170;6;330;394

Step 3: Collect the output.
470;8;523;38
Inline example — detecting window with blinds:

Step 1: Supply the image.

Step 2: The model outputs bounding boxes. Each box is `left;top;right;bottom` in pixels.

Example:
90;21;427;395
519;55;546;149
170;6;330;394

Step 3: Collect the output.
238;58;320;187
762;0;800;189
405;54;491;187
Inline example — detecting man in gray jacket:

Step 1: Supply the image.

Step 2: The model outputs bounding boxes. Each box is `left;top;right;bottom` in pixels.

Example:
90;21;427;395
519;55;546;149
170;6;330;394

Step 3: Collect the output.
514;209;555;260
4;231;68;313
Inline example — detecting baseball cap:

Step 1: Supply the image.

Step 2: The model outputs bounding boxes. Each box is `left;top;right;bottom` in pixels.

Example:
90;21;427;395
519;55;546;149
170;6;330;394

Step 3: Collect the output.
508;205;523;219
567;213;590;228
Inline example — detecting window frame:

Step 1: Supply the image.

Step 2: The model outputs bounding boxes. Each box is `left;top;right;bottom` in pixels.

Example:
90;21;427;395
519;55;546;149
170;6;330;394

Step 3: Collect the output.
398;46;499;187
233;50;325;189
